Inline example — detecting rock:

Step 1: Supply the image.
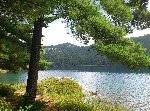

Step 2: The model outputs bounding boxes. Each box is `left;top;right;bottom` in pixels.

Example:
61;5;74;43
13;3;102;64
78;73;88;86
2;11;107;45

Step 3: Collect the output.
90;91;98;96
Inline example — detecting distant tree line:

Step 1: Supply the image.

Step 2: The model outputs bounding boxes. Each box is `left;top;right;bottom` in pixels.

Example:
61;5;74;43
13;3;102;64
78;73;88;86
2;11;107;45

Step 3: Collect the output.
131;34;150;53
44;43;112;67
43;34;150;67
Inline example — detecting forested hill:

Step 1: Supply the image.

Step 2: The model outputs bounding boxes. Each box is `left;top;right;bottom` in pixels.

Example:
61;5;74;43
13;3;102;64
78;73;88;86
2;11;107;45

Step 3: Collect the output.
44;34;150;67
131;34;150;53
44;43;112;67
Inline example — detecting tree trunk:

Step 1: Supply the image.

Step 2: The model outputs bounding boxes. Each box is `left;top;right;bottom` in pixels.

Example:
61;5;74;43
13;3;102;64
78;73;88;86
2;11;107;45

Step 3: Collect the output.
25;17;43;102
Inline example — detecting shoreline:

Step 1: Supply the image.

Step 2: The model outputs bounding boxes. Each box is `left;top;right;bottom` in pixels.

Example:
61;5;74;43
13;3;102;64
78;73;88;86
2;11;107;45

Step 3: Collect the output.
0;69;8;73
0;76;131;111
74;77;132;110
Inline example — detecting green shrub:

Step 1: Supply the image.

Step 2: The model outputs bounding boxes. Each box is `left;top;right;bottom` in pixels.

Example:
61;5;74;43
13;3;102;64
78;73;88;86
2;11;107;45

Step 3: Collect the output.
0;84;15;96
27;101;45;111
11;83;26;92
55;98;93;111
86;97;131;111
0;97;12;111
0;97;32;111
16;95;45;111
57;78;83;96
37;77;84;100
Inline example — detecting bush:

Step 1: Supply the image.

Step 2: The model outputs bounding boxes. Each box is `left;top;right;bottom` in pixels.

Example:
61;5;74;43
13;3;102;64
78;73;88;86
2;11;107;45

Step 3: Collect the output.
0;97;12;111
17;95;46;111
55;98;93;111
11;83;26;92
86;97;131;111
0;84;15;96
37;77;84;100
27;101;45;111
0;97;32;111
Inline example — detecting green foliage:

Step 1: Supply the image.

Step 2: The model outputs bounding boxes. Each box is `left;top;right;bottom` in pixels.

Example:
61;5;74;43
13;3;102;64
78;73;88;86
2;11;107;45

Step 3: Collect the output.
11;84;26;92
17;95;45;111
125;0;150;31
63;0;127;44
39;59;53;70
92;38;150;70
28;101;45;111
38;78;91;111
18;105;33;111
1;1;150;110
100;0;134;24
131;34;150;53
56;0;150;71
1;0;150;72
0;84;15;96
55;98;93;111
86;97;130;111
0;2;33;72
38;47;54;70
0;17;31;72
44;35;150;69
0;97;12;111
0;97;33;111
91;0;150;33
44;43;112;67
0;84;32;111
0;0;56;72
37;77;83;100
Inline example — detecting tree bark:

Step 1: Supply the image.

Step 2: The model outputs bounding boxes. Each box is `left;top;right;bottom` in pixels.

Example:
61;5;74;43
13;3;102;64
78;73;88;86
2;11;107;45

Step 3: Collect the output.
26;17;43;102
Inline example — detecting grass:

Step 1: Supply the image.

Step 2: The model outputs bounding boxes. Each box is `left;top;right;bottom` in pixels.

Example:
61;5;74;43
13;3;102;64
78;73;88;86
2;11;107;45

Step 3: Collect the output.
0;77;131;111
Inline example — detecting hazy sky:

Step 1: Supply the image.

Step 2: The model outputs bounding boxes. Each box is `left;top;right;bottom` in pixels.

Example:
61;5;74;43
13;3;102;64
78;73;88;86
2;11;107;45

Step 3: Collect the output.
42;4;150;46
42;18;95;46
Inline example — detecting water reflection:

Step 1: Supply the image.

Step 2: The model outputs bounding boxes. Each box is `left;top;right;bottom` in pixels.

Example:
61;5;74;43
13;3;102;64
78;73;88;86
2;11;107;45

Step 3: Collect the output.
94;73;150;110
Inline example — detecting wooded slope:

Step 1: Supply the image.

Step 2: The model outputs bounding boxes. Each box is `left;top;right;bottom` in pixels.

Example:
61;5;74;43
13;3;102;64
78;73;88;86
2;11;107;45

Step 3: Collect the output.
44;34;150;67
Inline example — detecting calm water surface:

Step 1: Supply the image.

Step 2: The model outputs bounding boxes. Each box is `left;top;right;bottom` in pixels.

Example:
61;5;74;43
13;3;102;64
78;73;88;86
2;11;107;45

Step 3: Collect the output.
1;66;150;111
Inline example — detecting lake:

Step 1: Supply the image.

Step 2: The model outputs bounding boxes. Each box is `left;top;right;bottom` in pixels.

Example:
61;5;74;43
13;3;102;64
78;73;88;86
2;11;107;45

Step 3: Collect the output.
1;66;150;111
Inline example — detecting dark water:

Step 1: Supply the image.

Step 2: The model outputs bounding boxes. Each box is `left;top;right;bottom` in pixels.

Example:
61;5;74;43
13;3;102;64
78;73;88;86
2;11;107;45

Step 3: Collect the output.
1;66;150;111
